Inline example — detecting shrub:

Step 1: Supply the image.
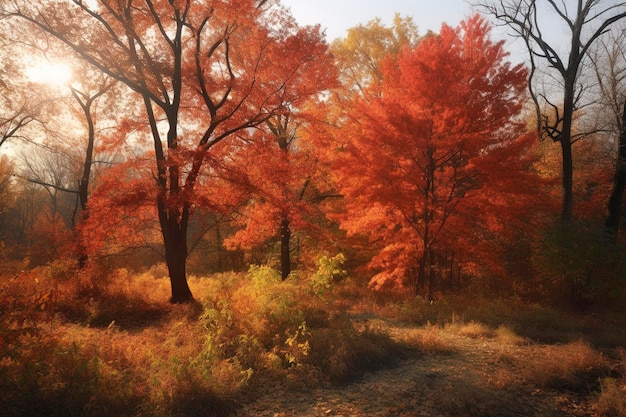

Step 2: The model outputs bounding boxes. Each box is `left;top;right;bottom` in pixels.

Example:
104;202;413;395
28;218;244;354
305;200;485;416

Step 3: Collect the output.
310;253;347;297
0;326;140;417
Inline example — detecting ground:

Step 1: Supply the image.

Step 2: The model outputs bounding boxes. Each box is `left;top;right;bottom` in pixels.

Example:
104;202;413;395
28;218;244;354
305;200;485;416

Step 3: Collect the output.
239;315;612;417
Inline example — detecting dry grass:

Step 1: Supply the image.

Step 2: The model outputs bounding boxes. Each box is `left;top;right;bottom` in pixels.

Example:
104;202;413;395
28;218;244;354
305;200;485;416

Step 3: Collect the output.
451;321;493;339
398;325;453;354
495;325;528;346
598;377;626;417
0;263;415;416
520;340;607;390
597;349;626;417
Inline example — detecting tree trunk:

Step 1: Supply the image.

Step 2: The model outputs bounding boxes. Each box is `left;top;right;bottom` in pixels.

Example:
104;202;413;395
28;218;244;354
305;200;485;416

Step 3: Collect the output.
428;250;436;301
160;204;194;303
280;218;291;280
560;137;574;222
165;235;194;303
606;101;626;242
416;247;429;297
416;255;426;296
560;81;576;223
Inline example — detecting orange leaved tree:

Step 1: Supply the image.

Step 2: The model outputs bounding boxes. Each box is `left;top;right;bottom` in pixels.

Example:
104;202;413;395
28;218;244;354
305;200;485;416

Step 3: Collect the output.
5;0;333;302
334;15;532;292
224;112;338;280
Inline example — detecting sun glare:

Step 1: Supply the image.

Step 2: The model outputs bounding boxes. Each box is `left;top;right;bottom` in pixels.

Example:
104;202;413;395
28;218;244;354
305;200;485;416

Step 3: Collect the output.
26;62;73;87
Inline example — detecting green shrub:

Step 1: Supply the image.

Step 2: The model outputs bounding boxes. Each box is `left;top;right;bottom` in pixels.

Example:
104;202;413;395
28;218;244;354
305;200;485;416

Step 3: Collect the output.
310;253;347;297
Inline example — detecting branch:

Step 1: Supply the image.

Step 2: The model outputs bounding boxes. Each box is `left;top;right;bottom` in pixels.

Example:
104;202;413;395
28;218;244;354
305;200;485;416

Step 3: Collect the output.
13;173;78;194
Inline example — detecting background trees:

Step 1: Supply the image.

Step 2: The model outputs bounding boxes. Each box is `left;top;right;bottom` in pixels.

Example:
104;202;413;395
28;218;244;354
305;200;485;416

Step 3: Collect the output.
0;44;39;150
478;0;626;222
331;14;420;99
587;25;626;240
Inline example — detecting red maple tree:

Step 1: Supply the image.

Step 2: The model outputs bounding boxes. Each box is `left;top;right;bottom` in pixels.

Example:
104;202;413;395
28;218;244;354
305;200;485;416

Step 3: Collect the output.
332;15;534;293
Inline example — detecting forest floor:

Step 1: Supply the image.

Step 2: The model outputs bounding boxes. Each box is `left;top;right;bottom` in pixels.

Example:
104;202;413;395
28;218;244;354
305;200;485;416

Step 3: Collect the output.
238;314;619;417
3;268;625;417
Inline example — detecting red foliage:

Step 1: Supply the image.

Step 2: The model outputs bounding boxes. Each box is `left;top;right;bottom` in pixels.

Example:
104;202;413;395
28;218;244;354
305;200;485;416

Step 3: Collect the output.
330;15;541;290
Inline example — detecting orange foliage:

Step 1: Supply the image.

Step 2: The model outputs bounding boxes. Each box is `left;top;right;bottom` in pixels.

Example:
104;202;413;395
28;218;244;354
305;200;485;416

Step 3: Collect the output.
15;0;340;299
328;15;540;289
79;158;159;259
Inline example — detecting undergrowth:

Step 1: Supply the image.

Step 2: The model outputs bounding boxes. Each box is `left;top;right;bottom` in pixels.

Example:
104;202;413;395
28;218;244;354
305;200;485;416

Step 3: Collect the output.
0;260;408;416
1;261;624;416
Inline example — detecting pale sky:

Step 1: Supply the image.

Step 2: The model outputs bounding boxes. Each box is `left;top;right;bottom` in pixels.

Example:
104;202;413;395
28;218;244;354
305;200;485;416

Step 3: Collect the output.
280;0;477;42
278;0;566;63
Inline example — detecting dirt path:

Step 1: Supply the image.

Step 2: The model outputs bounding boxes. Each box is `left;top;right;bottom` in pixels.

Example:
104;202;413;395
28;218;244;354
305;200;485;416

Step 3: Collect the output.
238;316;599;417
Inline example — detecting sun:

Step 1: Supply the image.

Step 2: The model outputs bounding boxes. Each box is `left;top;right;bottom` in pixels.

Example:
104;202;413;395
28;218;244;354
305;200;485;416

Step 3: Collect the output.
26;61;73;87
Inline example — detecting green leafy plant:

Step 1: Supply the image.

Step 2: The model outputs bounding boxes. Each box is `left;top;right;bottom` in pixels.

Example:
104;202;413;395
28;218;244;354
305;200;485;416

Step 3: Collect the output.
311;253;347;297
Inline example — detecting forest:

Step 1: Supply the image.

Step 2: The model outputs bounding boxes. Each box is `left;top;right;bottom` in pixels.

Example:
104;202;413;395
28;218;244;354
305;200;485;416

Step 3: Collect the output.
0;0;625;416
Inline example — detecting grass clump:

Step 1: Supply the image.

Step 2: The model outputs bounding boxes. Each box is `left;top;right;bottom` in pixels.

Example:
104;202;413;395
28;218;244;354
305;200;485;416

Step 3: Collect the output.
399;324;453;354
306;318;404;384
455;321;493;339
494;325;528;346
598;377;626;417
597;349;626;417
520;340;607;391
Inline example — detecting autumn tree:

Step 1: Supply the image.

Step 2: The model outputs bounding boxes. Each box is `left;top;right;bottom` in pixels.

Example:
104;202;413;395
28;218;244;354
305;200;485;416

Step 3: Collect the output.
331;14;419;99
296;15;423;273
224;112;338;280
477;0;626;222
3;0;336;302
332;15;531;293
217;21;337;281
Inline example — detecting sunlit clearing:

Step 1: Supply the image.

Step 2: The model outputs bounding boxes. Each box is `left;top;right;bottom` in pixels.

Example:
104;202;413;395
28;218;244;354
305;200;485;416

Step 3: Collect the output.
26;62;72;87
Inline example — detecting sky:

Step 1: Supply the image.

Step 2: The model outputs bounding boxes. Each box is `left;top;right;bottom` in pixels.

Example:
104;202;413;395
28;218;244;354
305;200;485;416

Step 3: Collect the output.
280;0;475;41
278;0;562;63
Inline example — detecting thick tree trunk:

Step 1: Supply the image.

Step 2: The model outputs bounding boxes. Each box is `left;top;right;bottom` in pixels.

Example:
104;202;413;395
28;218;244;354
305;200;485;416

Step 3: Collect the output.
165;233;194;303
159;204;194;303
606;102;626;242
280;218;291;281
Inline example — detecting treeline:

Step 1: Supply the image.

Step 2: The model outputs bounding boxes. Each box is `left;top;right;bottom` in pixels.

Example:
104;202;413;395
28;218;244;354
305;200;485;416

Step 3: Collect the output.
0;1;625;310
